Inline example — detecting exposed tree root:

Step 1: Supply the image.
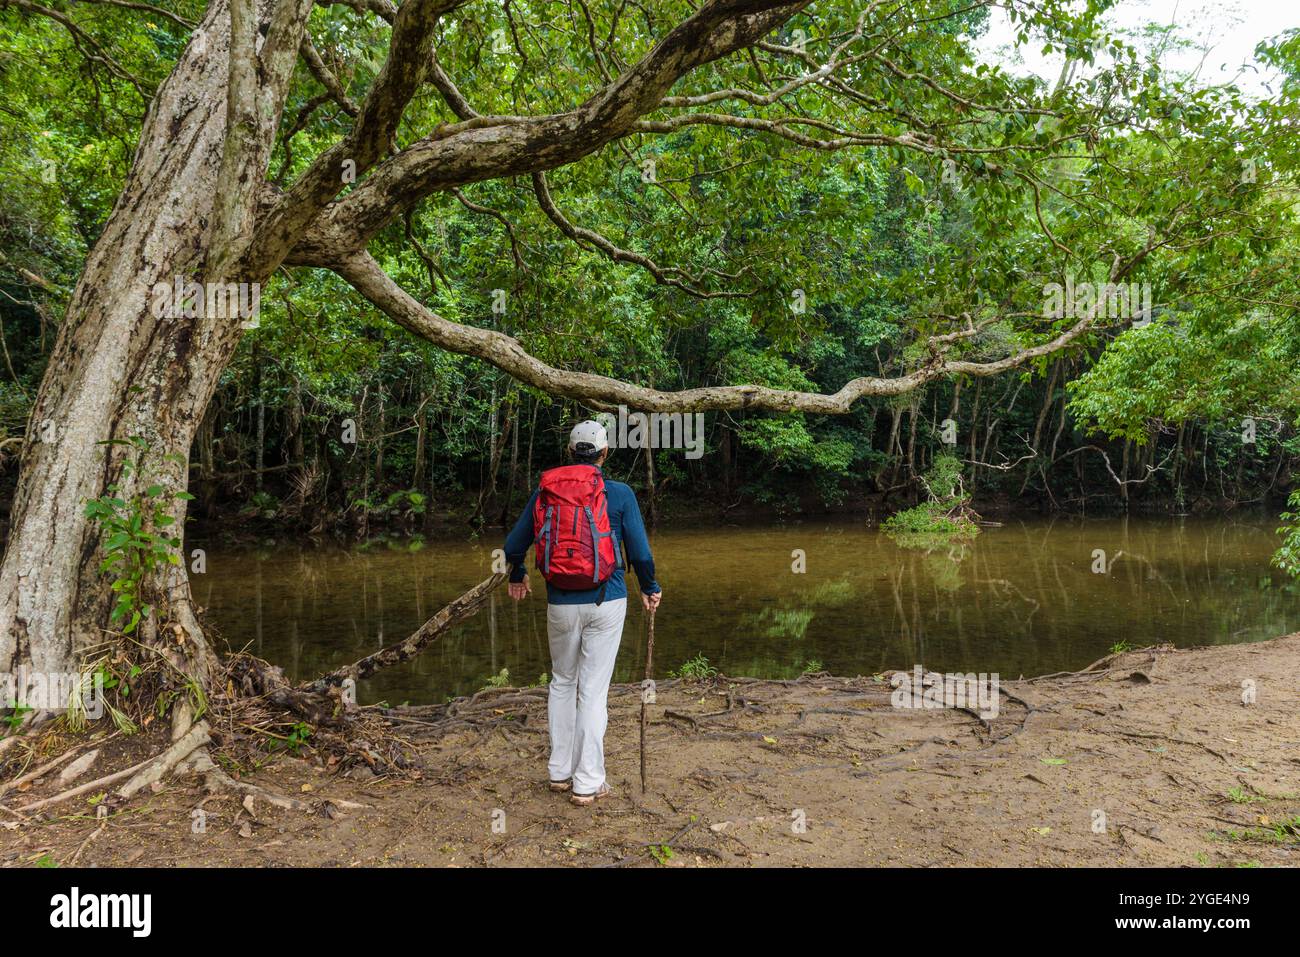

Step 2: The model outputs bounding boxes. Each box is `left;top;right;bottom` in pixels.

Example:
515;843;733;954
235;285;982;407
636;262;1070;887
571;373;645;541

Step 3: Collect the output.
182;748;314;812
116;721;210;799
16;751;160;814
0;747;83;801
1;574;507;800
4;722;183;814
201;574;511;773
66;818;107;866
368;684;552;740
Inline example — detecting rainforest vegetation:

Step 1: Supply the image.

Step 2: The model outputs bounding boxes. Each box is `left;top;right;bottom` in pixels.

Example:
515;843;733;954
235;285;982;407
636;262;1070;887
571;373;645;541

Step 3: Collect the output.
2;1;1297;548
1;0;1299;706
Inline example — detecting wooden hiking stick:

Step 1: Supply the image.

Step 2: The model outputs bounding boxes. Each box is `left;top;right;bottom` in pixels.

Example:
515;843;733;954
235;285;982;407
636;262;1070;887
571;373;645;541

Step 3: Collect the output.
640;605;656;794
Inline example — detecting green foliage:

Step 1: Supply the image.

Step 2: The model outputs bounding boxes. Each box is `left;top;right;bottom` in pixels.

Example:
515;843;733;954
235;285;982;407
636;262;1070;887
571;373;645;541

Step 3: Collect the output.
2;701;32;732
884;503;977;539
5;0;1300;529
1272;489;1300;579
1069;319;1300;442
239;491;280;520
648;844;674;866
918;454;965;504
668;654;717;682
1227;787;1270;805
82;437;189;635
380;489;426;519
1212;815;1300;846
265;722;313;755
884;455;980;547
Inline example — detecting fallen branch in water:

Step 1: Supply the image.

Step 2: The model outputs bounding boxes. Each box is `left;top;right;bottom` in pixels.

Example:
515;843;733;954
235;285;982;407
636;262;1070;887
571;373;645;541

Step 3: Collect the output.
305;573;507;692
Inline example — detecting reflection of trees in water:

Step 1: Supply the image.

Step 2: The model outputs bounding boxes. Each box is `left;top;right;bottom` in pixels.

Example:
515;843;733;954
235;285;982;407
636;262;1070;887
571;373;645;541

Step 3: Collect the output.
199;519;1300;702
741;607;815;641
883;517;1300;675
732;573;860;649
730;578;865;674
803;578;855;606
922;547;969;595
885;529;1069;674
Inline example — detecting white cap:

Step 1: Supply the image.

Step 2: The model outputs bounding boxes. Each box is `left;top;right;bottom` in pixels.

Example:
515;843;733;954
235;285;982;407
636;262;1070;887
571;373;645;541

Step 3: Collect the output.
569;420;609;451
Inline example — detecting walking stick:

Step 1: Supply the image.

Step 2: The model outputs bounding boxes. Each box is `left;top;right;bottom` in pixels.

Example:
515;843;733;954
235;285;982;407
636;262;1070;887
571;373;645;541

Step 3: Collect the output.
640;605;656;794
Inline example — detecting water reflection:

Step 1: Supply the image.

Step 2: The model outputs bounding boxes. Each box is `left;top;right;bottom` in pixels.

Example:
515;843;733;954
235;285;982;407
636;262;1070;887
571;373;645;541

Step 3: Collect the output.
194;516;1298;705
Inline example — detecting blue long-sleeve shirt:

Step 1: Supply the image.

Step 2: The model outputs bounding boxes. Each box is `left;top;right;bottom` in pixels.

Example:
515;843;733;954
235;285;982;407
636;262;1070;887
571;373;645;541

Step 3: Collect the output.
504;466;660;604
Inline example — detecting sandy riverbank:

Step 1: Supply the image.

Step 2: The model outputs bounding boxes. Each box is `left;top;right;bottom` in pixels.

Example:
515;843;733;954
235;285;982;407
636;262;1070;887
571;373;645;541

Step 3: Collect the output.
4;635;1299;867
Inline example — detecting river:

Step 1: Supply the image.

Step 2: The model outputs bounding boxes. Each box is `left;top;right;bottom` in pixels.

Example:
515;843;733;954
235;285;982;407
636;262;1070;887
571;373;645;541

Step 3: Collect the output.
194;515;1297;705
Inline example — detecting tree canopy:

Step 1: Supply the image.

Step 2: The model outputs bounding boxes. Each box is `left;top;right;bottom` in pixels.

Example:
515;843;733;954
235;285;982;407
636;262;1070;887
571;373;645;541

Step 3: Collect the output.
2;0;1299;525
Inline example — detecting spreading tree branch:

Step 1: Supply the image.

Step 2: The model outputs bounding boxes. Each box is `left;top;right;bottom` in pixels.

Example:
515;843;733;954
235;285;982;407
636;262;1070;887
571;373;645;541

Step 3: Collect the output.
281;0;812;266
530;171;747;298
330;252;1109;415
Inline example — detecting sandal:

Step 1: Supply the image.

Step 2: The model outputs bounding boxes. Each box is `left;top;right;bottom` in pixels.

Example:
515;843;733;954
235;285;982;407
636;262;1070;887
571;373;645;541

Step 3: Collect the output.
569;783;611;806
548;779;573;792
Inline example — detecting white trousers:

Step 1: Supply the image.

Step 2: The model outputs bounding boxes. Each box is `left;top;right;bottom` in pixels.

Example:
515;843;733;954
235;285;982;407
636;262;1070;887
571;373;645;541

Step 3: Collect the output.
545;598;627;794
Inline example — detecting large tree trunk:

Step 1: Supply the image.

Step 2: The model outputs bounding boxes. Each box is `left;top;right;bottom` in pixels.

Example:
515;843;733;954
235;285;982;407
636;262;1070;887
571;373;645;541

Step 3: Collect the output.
0;1;291;696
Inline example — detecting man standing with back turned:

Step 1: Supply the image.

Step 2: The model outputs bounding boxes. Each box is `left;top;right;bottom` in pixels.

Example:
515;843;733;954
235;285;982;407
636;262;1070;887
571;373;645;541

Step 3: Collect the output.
504;420;662;806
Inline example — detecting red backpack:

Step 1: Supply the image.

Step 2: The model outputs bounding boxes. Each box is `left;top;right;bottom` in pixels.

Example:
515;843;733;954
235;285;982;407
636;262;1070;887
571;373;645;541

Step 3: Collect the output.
532;465;618;592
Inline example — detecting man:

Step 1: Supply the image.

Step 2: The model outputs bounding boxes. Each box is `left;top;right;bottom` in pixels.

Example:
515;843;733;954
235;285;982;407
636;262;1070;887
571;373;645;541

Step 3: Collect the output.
504;420;662;806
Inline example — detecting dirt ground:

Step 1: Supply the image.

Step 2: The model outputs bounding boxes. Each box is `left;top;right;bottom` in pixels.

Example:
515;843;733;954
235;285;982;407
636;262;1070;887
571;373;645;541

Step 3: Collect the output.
4;635;1300;867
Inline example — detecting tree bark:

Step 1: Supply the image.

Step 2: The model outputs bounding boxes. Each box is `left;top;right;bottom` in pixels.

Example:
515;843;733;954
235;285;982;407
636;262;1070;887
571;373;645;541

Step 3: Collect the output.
0;0;308;693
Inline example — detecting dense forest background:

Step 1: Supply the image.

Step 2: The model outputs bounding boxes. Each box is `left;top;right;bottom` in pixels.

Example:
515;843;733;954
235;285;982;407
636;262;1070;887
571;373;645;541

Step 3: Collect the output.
3;2;1299;542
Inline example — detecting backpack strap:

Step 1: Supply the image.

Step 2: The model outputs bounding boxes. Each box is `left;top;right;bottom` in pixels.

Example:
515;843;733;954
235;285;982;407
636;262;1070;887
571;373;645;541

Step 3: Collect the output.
583;505;601;583
540;505;554;574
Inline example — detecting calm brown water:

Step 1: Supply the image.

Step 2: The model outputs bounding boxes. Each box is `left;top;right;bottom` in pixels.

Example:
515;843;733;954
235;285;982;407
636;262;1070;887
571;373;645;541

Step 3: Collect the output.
194;516;1298;705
